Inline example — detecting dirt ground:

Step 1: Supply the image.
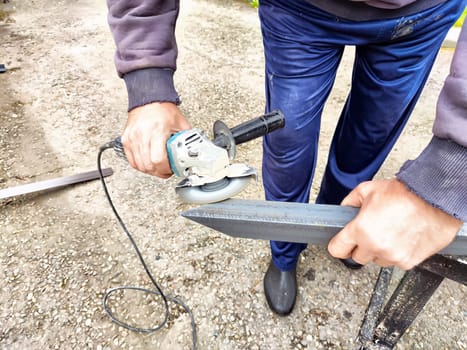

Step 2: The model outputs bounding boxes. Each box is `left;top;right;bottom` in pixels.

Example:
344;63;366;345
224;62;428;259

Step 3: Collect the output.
0;0;465;349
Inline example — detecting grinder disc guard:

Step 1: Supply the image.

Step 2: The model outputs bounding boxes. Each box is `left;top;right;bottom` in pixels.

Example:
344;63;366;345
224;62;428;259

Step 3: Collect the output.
176;175;255;204
168;110;284;204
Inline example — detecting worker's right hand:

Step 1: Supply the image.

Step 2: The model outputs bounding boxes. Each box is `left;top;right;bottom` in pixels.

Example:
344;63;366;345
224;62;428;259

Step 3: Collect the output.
327;179;462;270
121;102;192;178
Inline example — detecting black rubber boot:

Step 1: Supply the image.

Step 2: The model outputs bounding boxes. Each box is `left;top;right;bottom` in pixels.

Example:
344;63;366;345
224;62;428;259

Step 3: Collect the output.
263;260;297;316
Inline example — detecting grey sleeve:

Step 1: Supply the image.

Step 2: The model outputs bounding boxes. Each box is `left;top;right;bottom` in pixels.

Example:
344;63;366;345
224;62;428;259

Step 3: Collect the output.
396;22;467;221
433;21;467;148
107;0;181;110
397;137;466;221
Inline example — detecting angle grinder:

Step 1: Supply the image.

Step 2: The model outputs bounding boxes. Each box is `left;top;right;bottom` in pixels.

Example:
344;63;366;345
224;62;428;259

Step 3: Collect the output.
113;110;285;204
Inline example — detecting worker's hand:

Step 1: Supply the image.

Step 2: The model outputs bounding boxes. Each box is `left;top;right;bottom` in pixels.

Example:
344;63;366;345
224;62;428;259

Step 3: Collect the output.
328;179;462;270
121;102;191;178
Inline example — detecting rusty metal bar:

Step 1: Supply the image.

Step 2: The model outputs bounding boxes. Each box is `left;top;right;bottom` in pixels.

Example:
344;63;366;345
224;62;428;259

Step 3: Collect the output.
357;267;394;350
418;255;467;285
372;267;445;348
0;168;113;200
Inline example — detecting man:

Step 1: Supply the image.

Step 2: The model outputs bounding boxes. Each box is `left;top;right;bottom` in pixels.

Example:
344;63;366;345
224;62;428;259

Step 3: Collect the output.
106;0;466;316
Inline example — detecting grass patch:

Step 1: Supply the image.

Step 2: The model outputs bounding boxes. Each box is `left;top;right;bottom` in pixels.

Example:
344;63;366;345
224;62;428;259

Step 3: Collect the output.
247;0;258;8
454;7;466;27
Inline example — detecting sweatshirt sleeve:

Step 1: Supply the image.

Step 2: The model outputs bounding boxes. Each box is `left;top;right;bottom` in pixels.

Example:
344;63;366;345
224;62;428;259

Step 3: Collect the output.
107;0;181;110
397;22;467;222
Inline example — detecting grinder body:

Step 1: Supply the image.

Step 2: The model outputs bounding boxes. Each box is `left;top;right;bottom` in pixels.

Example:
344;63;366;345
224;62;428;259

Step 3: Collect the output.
115;110;285;204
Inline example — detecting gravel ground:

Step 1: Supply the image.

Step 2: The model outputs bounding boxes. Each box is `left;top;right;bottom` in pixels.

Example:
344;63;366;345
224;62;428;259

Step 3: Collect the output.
0;0;466;349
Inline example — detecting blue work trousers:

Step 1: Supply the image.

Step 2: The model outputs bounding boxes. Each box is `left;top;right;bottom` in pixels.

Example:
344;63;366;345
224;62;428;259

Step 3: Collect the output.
259;0;466;271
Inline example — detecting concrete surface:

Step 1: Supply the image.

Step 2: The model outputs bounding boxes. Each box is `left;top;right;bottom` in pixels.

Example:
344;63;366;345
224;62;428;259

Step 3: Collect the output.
0;0;466;349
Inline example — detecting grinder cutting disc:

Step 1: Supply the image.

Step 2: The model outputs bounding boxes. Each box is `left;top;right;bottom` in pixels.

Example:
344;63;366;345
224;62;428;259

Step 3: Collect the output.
175;175;255;204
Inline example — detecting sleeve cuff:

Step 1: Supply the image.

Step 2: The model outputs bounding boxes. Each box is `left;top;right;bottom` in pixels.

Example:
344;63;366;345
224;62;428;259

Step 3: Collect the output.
396;137;467;221
123;68;180;111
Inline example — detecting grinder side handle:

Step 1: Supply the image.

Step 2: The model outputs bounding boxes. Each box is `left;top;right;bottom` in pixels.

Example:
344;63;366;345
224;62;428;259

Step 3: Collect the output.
229;109;285;146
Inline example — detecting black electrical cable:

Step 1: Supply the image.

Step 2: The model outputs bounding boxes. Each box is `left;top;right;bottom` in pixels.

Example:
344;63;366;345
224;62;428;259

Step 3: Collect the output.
97;141;198;349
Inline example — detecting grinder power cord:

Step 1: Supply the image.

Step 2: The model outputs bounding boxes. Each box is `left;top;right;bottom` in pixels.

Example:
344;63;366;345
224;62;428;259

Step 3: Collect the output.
97;110;285;348
98;142;198;349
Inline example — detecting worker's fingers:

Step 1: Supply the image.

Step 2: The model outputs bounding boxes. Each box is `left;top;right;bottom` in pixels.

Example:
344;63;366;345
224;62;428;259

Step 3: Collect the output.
121;134;138;169
121;137;150;176
130;139;170;177
122;141;136;170
349;246;375;266
150;136;172;178
341;181;372;208
123;102;190;178
139;131;158;173
328;226;358;260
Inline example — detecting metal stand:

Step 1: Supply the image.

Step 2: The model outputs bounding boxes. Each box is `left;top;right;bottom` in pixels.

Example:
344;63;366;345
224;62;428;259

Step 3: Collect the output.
357;255;467;349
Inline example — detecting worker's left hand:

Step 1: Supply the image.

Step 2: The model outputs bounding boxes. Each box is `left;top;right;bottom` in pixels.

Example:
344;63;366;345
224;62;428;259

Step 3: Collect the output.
328;179;462;270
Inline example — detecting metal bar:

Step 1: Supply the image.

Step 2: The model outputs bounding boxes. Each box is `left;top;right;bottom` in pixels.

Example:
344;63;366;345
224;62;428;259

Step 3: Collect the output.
181;199;467;256
357;267;394;350
182;198;358;245
373;268;444;348
418;255;467;285
0;168;113;200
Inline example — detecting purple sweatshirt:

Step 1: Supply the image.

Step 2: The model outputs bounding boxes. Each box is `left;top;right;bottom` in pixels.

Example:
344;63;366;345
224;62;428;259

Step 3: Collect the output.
106;0;447;109
397;23;467;222
107;1;467;222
